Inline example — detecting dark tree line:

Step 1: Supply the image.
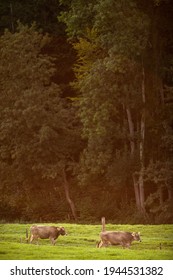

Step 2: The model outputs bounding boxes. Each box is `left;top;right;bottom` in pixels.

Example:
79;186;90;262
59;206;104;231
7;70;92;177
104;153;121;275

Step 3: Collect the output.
0;0;173;223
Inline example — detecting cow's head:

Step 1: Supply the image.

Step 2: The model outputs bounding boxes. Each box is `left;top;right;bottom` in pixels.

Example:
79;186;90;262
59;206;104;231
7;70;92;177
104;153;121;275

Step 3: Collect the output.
59;227;67;236
132;232;141;242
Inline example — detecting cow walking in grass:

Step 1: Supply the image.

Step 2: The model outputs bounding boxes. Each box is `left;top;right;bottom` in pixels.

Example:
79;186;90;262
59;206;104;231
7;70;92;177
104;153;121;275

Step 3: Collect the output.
98;217;141;248
27;225;67;245
98;230;141;248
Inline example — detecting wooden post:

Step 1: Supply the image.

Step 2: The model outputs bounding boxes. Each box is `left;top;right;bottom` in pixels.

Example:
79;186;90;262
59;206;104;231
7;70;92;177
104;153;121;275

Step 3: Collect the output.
101;217;106;232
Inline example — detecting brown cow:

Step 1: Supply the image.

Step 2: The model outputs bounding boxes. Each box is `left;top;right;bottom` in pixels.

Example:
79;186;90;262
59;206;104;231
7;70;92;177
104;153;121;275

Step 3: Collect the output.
29;225;67;245
97;217;141;248
98;230;141;248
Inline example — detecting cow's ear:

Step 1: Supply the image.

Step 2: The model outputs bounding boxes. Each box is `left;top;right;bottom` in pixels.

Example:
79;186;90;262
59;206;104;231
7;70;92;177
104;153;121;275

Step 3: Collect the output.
132;232;135;236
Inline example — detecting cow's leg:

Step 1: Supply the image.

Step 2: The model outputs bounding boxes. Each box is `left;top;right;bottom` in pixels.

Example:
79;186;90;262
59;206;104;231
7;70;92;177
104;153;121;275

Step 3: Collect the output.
30;234;39;245
121;242;125;248
99;240;109;248
97;240;103;248
104;241;110;247
30;234;34;244
50;237;56;245
122;242;130;249
126;243;130;249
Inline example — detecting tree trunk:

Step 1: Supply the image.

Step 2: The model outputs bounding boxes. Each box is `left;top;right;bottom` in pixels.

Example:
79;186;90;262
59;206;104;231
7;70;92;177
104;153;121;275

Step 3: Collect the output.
138;65;146;214
10;3;15;33
62;168;77;221
126;106;141;211
132;174;141;211
126;107;135;156
138;168;145;214
126;65;146;215
159;185;163;207
167;186;173;201
138;113;145;213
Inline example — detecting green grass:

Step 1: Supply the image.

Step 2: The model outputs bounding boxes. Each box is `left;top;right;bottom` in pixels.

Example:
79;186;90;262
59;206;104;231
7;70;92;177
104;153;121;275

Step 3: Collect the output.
0;223;173;260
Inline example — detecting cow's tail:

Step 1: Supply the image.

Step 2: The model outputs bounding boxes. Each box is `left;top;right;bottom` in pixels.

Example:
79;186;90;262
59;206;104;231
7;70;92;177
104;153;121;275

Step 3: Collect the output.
26;228;29;243
101;217;106;232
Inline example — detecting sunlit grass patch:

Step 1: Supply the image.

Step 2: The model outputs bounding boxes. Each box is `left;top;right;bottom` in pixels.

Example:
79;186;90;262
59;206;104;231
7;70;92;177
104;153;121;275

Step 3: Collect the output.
0;223;172;260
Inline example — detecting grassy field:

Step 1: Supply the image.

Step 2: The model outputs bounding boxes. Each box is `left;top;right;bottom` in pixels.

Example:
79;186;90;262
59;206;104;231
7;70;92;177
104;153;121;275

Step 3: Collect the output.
0;223;173;260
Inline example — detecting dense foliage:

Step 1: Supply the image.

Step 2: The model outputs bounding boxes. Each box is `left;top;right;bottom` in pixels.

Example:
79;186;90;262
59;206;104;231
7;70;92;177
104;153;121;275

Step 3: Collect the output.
0;0;173;223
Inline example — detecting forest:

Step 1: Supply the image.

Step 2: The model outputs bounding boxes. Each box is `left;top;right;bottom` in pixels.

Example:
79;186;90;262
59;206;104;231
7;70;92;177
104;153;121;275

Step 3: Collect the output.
0;0;173;224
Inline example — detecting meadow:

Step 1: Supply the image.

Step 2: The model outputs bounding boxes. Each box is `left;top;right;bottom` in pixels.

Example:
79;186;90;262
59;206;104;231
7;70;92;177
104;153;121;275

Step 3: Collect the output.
0;223;173;260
